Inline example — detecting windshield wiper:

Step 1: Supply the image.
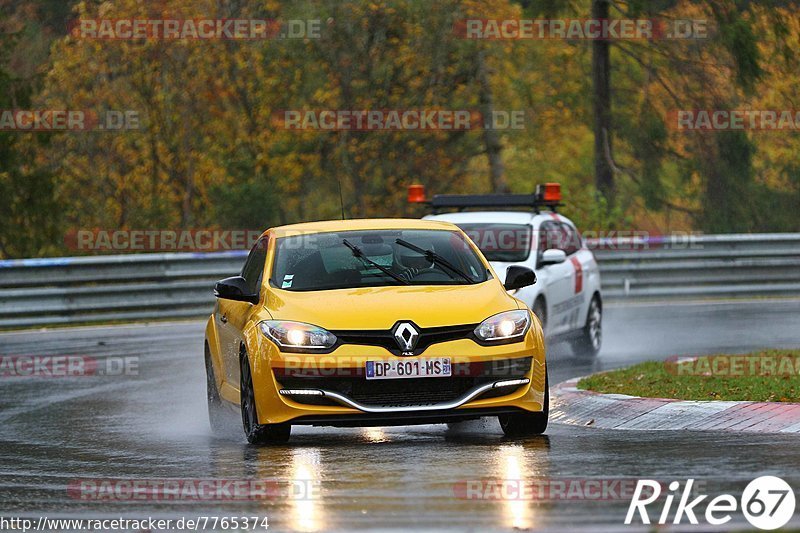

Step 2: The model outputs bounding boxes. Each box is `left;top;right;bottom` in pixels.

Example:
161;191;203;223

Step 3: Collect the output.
395;238;476;284
342;239;409;285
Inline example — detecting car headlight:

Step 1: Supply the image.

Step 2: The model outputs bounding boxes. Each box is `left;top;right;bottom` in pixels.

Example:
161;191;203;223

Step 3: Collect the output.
259;321;337;351
474;310;530;344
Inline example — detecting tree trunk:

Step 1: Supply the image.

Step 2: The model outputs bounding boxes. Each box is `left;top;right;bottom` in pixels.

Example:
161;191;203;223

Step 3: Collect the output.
478;50;507;193
592;0;614;202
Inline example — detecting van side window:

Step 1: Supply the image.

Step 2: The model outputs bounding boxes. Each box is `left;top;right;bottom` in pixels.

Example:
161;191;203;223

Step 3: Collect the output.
559;223;581;256
538;221;563;253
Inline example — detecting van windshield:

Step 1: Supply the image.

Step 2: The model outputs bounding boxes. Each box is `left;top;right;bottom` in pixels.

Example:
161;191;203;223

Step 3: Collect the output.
457;223;532;262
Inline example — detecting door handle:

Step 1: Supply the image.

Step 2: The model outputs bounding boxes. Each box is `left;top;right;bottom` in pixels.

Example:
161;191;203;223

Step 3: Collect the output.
220;314;228;324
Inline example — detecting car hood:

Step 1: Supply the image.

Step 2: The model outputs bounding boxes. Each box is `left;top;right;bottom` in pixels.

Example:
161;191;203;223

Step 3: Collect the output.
265;281;519;329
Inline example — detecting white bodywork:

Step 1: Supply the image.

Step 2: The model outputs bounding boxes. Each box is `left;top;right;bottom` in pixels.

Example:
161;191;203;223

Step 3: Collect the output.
424;210;602;339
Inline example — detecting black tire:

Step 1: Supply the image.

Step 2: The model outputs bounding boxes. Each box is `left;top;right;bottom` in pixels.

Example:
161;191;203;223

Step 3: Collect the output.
205;344;227;436
240;350;291;445
499;370;549;437
571;295;602;360
532;297;547;333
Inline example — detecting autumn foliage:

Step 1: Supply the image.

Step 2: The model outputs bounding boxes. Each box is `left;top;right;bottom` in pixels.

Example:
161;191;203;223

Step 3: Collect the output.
0;0;798;258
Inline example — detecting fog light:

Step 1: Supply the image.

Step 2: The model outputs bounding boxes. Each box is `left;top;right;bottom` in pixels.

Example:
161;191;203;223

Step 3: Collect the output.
279;389;325;396
493;378;530;388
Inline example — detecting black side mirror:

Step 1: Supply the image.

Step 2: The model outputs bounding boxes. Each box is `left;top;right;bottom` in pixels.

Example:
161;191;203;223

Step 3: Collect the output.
504;266;537;292
214;276;259;304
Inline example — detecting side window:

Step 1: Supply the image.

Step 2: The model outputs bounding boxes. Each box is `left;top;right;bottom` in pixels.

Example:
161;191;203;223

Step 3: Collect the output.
538;221;563;253
560;222;581;256
241;237;268;294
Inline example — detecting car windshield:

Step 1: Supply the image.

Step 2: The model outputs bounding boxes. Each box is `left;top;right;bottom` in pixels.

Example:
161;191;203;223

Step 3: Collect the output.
270;229;489;291
457;223;532;262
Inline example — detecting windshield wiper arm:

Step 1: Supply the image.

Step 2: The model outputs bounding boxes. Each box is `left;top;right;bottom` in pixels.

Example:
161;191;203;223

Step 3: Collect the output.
395;238;475;284
342;239;409;285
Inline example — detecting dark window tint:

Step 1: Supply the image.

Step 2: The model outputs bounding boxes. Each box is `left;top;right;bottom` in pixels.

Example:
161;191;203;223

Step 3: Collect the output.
457;223;532;262
560;223;581;256
538;220;564;252
241;237;268;293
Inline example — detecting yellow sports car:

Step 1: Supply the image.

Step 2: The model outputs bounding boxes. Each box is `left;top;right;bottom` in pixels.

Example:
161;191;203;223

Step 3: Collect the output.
204;219;548;444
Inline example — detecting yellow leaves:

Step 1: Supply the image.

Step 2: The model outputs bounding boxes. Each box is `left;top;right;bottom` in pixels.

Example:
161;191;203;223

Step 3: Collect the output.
0;3;675;230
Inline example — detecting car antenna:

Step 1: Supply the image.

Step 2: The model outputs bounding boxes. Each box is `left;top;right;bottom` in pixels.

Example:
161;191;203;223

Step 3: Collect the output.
336;175;346;220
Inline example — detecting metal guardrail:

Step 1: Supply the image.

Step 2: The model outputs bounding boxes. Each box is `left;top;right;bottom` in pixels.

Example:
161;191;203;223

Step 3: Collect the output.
1;234;799;329
0;252;248;329
592;233;800;300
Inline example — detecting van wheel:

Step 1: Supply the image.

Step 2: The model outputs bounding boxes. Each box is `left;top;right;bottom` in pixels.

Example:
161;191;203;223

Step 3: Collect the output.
240;351;291;445
571;295;602;360
532;297;547;332
499;370;549;437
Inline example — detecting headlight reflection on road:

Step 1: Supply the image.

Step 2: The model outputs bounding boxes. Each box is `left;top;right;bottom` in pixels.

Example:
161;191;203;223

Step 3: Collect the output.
289;448;324;532
362;427;389;443
497;444;536;530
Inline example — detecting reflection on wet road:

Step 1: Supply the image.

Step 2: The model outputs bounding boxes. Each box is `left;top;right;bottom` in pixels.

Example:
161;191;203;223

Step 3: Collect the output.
1;299;799;530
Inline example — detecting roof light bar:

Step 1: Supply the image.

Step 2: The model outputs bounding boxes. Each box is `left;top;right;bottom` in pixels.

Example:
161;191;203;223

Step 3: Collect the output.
407;183;562;212
407;184;427;203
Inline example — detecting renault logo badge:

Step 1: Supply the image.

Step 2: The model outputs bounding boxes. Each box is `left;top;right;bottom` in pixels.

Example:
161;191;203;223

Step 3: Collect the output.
392;322;419;352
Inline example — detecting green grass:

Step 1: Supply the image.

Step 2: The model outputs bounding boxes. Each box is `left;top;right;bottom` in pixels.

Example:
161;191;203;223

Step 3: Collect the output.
577;351;800;402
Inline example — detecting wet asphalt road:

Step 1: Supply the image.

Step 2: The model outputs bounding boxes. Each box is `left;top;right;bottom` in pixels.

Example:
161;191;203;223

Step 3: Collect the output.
1;298;800;531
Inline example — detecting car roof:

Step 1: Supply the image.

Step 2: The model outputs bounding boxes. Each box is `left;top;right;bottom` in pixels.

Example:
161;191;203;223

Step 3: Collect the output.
425;211;539;225
268;218;460;236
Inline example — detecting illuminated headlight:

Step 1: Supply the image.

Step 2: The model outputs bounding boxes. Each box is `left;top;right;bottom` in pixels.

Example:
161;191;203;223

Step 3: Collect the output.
259;321;337;351
474;310;530;343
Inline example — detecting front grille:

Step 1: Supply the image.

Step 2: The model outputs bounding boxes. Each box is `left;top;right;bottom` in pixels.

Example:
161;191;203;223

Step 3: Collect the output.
331;323;477;356
351;377;476;406
277;356;532;408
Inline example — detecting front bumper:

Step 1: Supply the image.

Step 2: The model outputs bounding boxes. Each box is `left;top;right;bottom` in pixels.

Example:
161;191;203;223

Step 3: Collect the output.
249;335;547;425
286;406;534;428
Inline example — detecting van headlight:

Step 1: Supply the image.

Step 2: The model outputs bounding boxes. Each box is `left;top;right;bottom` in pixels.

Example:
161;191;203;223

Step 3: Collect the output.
259;321;337;351
474;310;530;344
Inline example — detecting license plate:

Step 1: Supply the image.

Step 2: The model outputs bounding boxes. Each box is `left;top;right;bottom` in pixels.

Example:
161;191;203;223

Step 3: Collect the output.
365;358;451;380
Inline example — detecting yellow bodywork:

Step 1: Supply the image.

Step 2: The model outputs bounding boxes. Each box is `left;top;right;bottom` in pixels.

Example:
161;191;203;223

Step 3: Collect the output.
205;218;547;425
